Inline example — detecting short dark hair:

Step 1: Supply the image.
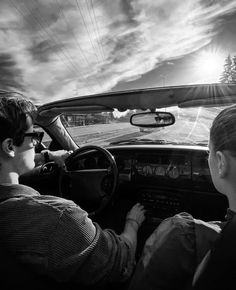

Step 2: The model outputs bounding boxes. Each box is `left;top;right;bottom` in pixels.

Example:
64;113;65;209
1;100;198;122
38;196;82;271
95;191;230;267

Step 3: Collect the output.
210;105;236;157
0;91;37;146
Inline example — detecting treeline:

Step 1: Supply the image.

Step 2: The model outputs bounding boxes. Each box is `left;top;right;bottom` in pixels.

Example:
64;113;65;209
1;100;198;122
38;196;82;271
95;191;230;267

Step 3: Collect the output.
62;112;114;127
220;54;236;83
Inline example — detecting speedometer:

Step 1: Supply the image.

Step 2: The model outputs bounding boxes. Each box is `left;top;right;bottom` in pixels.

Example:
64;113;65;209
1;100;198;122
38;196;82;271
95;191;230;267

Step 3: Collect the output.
168;166;179;179
154;166;165;176
142;165;153;176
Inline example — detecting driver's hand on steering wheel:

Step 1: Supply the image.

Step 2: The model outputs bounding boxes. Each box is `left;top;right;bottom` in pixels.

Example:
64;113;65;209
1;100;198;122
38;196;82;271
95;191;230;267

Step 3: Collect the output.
126;203;146;229
46;150;73;168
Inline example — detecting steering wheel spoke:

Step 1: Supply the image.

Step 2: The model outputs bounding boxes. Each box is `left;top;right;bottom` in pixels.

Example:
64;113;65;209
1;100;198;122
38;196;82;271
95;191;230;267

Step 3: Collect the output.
66;168;109;175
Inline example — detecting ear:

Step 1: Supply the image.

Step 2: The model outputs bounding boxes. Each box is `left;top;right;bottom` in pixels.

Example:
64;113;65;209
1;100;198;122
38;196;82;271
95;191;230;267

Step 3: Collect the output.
216;151;228;177
1;138;15;158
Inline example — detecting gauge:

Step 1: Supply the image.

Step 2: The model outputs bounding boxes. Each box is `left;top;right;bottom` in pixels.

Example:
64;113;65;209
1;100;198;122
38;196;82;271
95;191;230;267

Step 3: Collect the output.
142;165;153;176
168;166;179;179
154;166;165;176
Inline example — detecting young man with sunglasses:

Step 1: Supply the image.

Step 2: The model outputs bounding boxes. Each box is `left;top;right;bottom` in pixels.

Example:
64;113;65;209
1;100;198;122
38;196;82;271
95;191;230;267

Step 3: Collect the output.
25;131;72;167
0;93;145;287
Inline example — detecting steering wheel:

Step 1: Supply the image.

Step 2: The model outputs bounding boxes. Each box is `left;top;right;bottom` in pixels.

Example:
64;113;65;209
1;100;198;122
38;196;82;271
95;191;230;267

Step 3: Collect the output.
59;145;118;217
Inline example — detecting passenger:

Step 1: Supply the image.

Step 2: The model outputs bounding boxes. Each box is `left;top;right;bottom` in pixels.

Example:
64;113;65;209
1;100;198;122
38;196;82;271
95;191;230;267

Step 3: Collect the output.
129;104;236;290
0;93;145;287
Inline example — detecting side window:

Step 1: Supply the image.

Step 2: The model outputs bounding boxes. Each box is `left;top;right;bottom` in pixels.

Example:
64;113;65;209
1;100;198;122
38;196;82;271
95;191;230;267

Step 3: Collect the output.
34;125;51;152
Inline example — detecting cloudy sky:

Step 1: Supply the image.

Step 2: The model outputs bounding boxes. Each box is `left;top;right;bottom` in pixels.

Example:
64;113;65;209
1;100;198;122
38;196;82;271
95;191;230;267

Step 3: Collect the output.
1;0;236;104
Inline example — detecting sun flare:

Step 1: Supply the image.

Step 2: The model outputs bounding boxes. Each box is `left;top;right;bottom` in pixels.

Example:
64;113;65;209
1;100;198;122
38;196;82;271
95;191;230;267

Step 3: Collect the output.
194;50;225;83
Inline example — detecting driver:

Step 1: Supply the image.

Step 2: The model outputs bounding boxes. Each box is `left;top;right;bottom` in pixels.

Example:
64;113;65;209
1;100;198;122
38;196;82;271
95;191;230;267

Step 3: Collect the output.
0;92;145;287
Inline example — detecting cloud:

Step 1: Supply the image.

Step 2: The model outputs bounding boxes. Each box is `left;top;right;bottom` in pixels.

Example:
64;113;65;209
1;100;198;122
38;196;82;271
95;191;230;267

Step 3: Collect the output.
0;53;24;91
0;0;236;104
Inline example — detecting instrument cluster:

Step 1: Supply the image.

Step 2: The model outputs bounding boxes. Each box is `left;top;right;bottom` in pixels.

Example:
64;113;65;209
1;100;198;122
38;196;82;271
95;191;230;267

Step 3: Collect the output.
135;153;192;180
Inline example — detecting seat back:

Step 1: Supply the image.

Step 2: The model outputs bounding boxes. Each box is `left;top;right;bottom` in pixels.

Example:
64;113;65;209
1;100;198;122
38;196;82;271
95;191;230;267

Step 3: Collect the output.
0;245;72;290
192;215;236;290
0;245;109;290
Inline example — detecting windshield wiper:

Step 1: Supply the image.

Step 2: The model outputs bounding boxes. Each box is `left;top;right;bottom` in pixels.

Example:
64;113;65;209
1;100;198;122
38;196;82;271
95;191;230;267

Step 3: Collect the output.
110;138;167;145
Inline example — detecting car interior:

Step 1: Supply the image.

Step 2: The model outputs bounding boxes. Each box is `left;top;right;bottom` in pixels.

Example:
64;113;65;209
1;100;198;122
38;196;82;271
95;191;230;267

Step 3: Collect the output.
1;84;236;289
2;1;236;288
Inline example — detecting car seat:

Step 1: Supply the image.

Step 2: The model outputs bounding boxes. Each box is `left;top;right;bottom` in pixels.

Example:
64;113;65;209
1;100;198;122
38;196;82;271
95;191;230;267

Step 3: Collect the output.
0;245;74;290
0;244;127;290
191;214;236;290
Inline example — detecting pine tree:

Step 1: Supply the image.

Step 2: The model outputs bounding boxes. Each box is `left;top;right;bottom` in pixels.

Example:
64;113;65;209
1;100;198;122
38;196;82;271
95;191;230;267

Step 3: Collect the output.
231;55;236;83
220;54;233;83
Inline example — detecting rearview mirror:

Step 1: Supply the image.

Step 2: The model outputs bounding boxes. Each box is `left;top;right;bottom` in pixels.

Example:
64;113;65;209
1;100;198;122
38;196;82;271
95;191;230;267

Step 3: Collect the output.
130;111;175;127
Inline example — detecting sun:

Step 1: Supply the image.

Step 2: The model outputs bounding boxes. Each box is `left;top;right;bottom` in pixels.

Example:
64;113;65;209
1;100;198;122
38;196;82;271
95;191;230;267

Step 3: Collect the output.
194;50;225;83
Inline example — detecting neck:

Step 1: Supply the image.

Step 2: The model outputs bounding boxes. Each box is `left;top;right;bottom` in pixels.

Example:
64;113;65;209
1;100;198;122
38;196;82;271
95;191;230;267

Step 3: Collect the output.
227;192;236;213
222;180;236;213
0;169;19;185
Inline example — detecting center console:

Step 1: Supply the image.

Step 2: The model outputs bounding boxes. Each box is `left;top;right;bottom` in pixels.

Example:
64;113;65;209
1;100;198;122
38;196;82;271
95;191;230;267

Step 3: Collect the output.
139;188;182;224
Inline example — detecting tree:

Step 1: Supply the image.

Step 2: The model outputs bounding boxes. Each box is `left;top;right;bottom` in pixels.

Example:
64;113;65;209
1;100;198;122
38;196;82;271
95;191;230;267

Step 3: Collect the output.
220;54;233;83
231;55;236;83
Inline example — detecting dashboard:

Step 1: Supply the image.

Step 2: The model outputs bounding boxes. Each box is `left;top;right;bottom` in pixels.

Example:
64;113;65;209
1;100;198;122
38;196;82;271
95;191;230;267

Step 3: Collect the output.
74;145;228;225
76;146;211;183
21;144;228;229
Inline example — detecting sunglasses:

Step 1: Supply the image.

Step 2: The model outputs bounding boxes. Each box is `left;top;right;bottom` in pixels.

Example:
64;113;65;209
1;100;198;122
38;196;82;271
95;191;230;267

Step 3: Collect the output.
23;131;44;146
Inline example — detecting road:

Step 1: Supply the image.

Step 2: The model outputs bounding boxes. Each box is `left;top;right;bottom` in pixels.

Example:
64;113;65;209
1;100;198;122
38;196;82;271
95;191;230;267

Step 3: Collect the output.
62;117;211;146
67;123;140;146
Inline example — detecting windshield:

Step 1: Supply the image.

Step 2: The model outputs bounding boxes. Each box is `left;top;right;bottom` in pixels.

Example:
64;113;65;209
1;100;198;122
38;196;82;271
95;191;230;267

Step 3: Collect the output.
62;105;228;147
